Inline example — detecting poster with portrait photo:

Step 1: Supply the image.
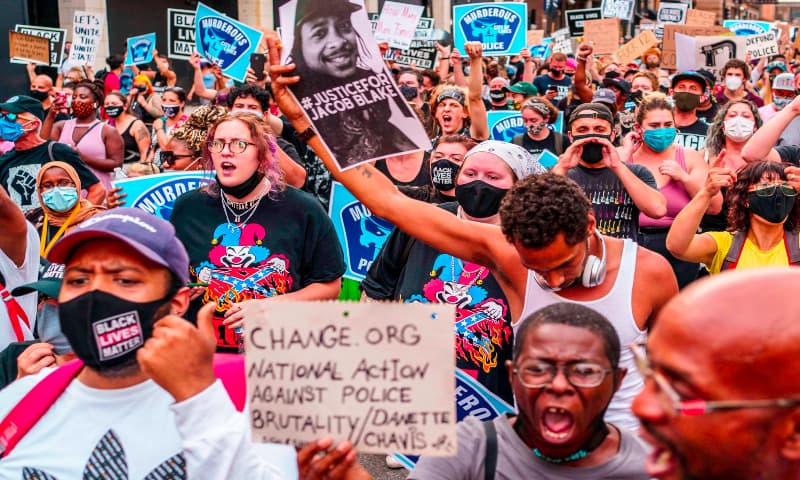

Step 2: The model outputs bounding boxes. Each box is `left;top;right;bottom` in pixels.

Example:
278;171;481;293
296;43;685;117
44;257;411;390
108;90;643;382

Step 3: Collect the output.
279;0;431;171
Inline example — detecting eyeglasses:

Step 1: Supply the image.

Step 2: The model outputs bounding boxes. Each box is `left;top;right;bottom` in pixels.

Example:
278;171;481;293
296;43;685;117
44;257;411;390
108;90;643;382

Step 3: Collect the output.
40;179;76;190
161;151;194;166
0;112;18;122
750;182;798;197
513;362;613;389
630;343;800;416
208;139;256;154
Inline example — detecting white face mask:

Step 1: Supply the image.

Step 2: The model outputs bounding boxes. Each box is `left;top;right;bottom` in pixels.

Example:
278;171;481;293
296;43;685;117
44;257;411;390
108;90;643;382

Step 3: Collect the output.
724;116;755;142
725;76;743;91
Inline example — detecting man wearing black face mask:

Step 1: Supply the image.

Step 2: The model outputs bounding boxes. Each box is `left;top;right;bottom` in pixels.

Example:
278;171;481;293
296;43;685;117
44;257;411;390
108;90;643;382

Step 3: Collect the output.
552;103;667;240
533;53;573;104
485;77;512;111
0;208;299;478
670;72;710;151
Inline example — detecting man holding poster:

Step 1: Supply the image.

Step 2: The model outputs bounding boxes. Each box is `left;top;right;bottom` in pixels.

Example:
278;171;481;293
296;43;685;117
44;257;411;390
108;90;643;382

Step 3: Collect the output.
279;0;430;171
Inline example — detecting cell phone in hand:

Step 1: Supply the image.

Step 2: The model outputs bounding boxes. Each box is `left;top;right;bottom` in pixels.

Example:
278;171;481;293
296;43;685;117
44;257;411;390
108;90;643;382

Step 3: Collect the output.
250;53;266;81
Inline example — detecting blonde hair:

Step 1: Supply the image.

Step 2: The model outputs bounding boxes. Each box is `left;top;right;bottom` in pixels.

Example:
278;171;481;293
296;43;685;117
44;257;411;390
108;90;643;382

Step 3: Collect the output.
126;162;160;176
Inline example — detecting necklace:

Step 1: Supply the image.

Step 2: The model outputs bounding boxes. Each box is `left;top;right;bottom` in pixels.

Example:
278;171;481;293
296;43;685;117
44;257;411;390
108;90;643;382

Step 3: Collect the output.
532;448;588;464
220;180;268;226
449;257;485;286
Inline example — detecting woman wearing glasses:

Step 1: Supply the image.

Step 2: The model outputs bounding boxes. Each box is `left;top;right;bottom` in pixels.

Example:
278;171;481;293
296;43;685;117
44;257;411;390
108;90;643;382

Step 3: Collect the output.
170;112;345;352
667;160;800;274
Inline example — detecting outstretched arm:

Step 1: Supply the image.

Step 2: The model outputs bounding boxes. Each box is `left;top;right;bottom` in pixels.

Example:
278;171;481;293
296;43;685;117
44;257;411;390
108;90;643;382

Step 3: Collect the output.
464;42;489;141
741;95;800;163
0;186;29;266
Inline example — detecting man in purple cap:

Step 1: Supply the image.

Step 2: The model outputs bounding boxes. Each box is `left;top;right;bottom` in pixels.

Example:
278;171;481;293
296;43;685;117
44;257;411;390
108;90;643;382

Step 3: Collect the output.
0;208;297;478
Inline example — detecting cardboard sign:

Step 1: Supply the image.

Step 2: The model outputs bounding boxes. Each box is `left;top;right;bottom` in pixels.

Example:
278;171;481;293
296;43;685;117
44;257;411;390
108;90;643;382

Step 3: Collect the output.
167;8;196;60
615;29;658;66
723;20;774;36
328;182;393;282
550;28;573;54
8;31;50;65
245;301;457;456
526;29;544;47
601;0;635;21
657;2;688;24
583;18;620;55
685;9;716;26
676;33;748;80
68;10;104;65
112;171;213;220
565;8;602;38
453;2;527;55
195;2;263;82
746;31;779;59
661;24;731;69
374;1;424;50
488;111;524;142
125;33;156;66
11;25;67;66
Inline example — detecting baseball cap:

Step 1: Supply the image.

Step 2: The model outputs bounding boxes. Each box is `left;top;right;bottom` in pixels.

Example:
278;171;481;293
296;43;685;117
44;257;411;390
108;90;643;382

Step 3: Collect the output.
507;81;539;96
0;95;45;121
48;208;190;284
569;103;615;126
696;69;716;88
671;71;708;90
602;75;631;95
12;261;64;298
773;72;795;92
592;88;617;106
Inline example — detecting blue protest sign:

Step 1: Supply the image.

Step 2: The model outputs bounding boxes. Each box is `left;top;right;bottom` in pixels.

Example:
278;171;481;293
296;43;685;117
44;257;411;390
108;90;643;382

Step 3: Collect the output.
392;368;515;468
328;182;394;281
453;3;527;55
723;20;774;36
487;111;524;142
112;172;213;220
194;2;263;82
125;33;156;66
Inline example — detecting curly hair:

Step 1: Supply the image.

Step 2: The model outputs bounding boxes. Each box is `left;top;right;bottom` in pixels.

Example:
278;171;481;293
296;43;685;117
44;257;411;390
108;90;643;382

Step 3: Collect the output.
227;84;270;112
726;161;800;232
500;173;592;248
172;105;228;156
75;79;105;104
634;91;674;125
704;99;762;157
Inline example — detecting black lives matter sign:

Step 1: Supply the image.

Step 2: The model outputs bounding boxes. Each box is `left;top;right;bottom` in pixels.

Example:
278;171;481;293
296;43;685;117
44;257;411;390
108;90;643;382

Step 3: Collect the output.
168;8;196;60
389;18;437;70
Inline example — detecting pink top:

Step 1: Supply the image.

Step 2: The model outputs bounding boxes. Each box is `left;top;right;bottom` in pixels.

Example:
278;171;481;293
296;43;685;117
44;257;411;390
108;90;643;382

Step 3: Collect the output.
639;146;692;228
58;119;112;191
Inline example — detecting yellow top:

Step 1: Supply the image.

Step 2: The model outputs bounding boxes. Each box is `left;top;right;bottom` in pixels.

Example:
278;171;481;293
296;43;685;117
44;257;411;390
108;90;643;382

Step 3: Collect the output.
707;231;792;274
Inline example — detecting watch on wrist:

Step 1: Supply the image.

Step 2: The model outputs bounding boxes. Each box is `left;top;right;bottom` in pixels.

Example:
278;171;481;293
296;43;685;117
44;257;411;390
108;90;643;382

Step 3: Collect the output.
297;126;317;142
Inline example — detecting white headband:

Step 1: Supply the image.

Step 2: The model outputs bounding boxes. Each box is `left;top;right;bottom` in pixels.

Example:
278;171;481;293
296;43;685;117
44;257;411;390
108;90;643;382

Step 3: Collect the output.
464;140;546;179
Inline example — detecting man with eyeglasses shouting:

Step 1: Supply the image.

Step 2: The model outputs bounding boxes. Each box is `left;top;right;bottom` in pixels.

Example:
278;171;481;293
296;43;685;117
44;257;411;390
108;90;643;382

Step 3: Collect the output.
632;267;800;479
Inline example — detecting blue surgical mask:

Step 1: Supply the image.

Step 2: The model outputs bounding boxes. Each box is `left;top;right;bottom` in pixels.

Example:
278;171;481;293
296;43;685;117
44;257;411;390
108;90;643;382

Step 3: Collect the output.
42;186;79;212
36;302;72;355
230;108;264;119
0;118;25;142
643;127;677;152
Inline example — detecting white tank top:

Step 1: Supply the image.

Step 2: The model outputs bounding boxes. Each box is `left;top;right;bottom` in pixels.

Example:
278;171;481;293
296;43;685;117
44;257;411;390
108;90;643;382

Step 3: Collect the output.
518;239;645;432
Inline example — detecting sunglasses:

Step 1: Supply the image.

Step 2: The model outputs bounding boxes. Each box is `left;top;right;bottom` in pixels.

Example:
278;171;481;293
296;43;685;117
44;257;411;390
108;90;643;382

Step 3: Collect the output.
750;182;798;197
161;151;194;166
0;112;18;122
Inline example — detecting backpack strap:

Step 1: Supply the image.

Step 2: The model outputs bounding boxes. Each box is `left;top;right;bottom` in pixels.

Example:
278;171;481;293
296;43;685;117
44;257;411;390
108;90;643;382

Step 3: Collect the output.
721;231;747;271
483;420;497;480
0;282;30;342
0;358;84;458
511;134;524;147
783;230;800;265
554;131;563;154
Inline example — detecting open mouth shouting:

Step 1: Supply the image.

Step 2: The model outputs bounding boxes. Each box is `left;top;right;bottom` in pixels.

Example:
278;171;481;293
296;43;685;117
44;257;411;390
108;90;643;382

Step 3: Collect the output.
219;161;237;176
639;427;680;479
540;406;577;443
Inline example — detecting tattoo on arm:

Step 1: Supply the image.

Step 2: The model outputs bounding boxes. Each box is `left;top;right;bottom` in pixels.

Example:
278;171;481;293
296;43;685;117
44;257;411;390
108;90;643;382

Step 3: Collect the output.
356;166;372;179
134;124;149;142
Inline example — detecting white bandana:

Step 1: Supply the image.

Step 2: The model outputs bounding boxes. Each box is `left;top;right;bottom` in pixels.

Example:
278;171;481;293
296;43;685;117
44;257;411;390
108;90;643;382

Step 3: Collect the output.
464;140;546;179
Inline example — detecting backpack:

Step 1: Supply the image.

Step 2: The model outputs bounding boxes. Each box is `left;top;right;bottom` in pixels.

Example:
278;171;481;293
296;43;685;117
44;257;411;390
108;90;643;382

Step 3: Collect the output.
721;230;800;270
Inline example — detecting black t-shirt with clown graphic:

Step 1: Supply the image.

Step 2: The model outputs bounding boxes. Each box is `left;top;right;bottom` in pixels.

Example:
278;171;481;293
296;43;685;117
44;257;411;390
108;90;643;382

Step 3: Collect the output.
171;186;345;351
360;203;514;404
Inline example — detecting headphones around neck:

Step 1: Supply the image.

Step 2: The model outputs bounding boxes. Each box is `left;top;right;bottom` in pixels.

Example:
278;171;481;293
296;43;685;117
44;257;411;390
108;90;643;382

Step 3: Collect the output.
534;230;607;291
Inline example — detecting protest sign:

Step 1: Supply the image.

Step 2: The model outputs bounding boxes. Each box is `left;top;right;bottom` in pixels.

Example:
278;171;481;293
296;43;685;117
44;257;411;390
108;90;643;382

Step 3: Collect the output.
414;17;434;39
583;18;620;55
391;368;515;468
8;31;50;65
657;2;688;24
615;29;658;66
245;301;457;455
328;182;393;281
723;20;774;36
388;17;438;70
676;33;748;80
488;111;524;142
112;171;213;220
68;10;103;65
526;29;544;47
125;33;156;66
550;28;573;54
685;9;716;26
453;2;527;55
278;0;431;171
374;1;424;50
661;24;730;69
11;25;66;66
746;31;779;59
167;8;196;60
194;2;263;82
601;0;635;21
565;9;602;38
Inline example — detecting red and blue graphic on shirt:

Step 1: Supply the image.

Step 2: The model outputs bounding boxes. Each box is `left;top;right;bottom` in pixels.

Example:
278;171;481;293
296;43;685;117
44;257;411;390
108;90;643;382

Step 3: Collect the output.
405;254;511;374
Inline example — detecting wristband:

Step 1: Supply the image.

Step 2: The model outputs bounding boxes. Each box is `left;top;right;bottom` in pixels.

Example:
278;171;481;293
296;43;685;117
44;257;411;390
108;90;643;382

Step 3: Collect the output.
297;126;317;142
577;56;589;63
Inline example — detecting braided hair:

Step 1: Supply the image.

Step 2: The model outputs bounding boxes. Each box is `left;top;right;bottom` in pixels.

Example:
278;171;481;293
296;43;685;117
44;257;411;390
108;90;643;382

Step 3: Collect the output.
171;105;228;156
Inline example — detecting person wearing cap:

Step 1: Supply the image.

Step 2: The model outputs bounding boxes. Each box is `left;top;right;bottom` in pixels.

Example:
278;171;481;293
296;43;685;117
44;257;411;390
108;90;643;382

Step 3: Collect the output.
533;52;573;104
641;47;661;74
0;208;298;478
268;31;677;432
512;97;569;160
602;73;636;144
552;103;667;242
670;71;711;151
0;95;104;212
485;77;512;111
506;81;539;109
694;69;721;123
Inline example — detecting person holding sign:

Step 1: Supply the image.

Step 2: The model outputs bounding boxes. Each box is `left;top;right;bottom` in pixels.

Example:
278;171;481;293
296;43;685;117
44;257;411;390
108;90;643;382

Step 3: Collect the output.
267;33;677;432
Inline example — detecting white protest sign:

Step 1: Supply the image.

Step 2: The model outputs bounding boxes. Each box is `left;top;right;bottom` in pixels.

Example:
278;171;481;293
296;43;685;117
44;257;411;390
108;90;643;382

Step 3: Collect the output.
746;31;779;59
374;1;425;50
677;33;748;80
657;2;688;24
68;10;103;65
601;0;635;21
550;28;573;54
246;302;456;456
